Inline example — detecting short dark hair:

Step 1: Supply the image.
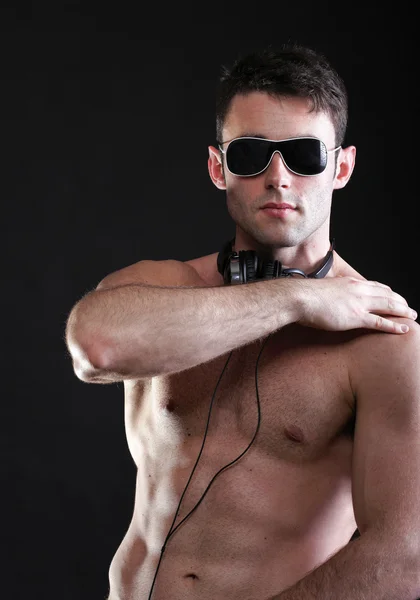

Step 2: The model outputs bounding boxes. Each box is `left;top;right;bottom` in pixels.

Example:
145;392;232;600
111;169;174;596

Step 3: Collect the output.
215;43;348;146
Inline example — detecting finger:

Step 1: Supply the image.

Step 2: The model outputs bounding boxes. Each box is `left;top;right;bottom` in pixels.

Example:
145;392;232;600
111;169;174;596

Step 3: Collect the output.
366;281;409;305
365;280;392;290
388;290;409;305
365;314;410;334
369;298;417;319
370;284;409;306
392;294;409;306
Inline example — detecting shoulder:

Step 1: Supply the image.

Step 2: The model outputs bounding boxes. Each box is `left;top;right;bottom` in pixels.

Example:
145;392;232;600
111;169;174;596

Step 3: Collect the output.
349;317;420;394
95;251;222;291
330;251;366;280
185;251;223;286
95;258;206;291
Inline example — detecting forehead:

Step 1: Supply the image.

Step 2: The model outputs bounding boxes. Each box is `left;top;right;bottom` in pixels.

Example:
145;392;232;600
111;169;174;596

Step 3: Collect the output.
223;92;335;144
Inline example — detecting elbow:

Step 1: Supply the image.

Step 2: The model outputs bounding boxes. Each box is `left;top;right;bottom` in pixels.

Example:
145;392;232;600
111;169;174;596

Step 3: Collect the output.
66;315;151;382
65;298;160;380
65;308;114;382
67;336;112;383
71;346;110;382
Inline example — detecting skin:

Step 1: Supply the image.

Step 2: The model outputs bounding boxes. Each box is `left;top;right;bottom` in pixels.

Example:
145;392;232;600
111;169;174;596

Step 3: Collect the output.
204;93;420;599
68;92;420;599
208;93;355;272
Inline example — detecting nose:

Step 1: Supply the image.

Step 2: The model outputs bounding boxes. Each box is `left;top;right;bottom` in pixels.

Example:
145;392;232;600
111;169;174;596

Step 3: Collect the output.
264;151;292;189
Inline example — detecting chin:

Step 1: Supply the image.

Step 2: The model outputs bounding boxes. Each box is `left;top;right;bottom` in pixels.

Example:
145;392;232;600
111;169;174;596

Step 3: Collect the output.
244;229;304;250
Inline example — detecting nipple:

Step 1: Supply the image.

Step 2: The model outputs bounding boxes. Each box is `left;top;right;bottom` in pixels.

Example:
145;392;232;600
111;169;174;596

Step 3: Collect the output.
284;425;305;443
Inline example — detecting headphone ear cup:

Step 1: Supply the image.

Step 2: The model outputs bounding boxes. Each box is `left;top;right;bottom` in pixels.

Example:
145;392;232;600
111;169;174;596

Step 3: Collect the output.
261;260;275;279
218;238;333;284
243;251;258;283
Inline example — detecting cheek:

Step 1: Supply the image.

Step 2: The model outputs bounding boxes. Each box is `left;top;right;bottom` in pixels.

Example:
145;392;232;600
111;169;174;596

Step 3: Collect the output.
226;185;256;219
306;182;333;216
303;172;334;197
225;176;261;203
226;189;244;218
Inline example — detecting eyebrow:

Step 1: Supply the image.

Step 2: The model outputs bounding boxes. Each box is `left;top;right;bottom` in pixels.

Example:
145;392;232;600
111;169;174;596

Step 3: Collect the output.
219;131;270;144
239;132;269;139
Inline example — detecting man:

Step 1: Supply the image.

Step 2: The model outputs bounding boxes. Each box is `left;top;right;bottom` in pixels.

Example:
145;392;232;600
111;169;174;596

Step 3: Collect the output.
65;44;420;600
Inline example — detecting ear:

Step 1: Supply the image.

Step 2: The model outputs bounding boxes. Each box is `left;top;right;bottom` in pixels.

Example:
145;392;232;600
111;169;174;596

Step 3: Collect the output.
333;145;356;190
208;145;226;190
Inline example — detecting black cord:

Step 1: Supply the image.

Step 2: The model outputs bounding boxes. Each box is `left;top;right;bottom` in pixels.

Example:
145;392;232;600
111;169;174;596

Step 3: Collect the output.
281;268;308;277
147;333;272;599
147;349;233;599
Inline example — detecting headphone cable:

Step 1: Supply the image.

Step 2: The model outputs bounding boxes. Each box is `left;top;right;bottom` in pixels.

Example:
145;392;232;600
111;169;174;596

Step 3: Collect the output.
147;333;271;599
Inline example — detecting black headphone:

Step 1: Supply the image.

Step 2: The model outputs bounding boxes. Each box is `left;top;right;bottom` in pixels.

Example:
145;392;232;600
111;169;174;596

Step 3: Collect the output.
217;238;335;284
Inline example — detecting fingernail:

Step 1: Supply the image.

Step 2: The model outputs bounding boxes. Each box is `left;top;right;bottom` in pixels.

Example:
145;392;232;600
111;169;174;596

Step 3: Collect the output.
401;325;409;332
412;311;417;319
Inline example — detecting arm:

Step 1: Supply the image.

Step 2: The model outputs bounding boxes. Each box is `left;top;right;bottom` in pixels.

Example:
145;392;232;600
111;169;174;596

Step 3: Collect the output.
268;319;420;600
65;258;416;383
66;258;302;381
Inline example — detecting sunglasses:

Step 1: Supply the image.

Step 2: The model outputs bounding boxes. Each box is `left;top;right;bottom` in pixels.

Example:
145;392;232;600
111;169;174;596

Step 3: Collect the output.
218;136;341;177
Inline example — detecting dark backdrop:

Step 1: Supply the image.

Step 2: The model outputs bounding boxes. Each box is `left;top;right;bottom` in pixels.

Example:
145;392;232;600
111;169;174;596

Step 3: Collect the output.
3;3;417;600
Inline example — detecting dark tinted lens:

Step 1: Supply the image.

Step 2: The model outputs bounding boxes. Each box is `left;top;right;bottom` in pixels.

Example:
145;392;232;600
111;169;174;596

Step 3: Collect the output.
226;137;328;176
226;138;273;176
281;138;327;175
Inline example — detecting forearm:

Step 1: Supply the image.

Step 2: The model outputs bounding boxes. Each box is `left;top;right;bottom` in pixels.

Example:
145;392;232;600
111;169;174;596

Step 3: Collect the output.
66;278;305;380
268;533;419;600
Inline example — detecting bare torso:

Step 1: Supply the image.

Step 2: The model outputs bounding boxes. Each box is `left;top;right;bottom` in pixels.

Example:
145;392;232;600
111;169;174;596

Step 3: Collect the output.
107;252;363;600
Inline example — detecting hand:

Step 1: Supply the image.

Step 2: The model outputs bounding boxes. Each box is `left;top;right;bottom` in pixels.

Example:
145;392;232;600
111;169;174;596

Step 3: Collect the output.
297;277;417;334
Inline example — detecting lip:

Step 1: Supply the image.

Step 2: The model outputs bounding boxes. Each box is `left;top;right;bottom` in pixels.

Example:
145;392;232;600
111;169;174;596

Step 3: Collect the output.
261;202;296;210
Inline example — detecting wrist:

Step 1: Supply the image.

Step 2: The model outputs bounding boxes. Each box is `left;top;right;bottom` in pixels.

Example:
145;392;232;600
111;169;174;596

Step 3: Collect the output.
286;278;310;325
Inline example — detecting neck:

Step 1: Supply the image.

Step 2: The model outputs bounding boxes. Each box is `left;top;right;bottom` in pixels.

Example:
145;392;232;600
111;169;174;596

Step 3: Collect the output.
233;229;335;276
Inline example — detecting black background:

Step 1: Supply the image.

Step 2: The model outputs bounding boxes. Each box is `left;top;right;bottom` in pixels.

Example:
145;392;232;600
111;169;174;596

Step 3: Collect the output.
3;3;418;599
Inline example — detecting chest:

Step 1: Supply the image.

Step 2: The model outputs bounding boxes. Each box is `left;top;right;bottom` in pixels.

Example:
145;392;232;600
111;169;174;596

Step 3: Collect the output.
128;326;355;464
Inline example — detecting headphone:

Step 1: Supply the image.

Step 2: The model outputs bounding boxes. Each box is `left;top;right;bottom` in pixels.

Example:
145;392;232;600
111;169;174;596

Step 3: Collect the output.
217;237;335;284
147;239;335;599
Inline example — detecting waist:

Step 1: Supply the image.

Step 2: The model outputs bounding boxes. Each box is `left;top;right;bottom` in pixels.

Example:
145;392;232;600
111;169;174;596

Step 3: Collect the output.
108;510;356;600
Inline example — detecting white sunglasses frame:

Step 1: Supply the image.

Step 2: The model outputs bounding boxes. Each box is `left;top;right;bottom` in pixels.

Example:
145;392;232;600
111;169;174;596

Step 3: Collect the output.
218;136;342;177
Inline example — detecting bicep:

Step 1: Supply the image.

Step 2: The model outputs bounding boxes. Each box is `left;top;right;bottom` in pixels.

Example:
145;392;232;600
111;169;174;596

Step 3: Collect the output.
351;322;420;540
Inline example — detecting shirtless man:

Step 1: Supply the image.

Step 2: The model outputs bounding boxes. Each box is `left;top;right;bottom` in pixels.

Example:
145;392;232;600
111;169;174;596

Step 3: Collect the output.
65;44;420;599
